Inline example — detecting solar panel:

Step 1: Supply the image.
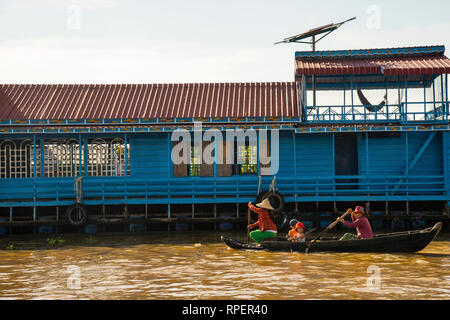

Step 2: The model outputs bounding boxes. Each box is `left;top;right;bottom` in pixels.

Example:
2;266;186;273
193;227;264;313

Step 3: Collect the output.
275;17;356;46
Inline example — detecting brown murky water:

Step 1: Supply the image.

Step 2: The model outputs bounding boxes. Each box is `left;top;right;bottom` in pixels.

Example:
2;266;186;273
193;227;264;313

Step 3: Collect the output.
0;231;449;300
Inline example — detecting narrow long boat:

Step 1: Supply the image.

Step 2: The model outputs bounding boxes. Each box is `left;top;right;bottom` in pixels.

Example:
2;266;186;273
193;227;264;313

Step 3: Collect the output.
222;222;443;253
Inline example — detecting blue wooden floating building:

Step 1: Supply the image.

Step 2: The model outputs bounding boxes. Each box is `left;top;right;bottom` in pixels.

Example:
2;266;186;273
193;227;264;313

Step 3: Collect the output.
0;45;449;234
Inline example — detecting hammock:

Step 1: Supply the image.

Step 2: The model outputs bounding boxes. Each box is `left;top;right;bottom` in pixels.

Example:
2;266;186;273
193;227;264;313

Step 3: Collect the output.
357;89;387;113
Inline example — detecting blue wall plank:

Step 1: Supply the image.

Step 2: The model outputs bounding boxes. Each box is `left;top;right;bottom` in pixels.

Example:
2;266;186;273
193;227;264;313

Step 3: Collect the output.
130;133;169;178
295;133;334;178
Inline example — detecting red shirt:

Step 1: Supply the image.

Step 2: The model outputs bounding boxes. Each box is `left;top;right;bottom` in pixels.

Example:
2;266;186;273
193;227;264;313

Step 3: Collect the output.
343;215;373;239
248;203;277;232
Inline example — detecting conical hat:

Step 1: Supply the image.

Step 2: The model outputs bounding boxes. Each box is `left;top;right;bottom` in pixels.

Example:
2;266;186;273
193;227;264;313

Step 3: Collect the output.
256;198;275;211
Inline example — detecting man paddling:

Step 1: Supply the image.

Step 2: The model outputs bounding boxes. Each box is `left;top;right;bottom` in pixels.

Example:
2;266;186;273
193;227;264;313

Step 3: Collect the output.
247;199;277;244
338;206;373;240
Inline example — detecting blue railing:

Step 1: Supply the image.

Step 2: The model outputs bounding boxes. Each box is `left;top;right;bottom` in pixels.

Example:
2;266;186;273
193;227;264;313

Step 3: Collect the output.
0;175;446;207
305;101;449;123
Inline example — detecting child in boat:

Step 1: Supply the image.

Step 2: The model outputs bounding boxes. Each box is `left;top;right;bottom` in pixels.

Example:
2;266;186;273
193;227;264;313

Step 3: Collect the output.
247;199;277;244
338;206;373;240
286;219;299;240
290;222;306;243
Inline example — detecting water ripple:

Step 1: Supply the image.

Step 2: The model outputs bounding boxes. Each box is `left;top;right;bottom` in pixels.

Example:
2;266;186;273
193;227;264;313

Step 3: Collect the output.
0;233;449;299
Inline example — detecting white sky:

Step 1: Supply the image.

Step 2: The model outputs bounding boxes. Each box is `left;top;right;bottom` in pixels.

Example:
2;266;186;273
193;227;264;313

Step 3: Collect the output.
0;0;449;84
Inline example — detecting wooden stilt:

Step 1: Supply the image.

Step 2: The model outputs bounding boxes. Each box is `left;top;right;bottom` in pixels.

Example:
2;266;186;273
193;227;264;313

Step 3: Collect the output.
9;207;12;235
145;203;148;232
167;204;171;232
191;204;195;231
102;204;106;232
236;203;240;230
214;203;217;231
124;204;128;232
33;207;36;234
315;201;319;229
56;206;59;234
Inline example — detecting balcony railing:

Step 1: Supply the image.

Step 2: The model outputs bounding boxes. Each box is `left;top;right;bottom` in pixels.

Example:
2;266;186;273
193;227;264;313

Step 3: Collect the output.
304;101;449;123
0;175;446;208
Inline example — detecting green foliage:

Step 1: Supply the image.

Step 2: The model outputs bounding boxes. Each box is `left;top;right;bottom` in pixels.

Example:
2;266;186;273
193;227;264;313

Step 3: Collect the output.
47;236;66;246
85;234;96;242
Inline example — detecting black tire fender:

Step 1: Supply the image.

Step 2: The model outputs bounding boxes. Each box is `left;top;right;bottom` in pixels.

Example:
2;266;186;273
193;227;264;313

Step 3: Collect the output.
66;204;88;227
260;191;285;214
274;210;292;233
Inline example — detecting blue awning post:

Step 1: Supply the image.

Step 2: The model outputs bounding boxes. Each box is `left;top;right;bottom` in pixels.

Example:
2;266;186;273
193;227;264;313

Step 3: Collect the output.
432;74;437;117
445;74;450;120
343;75;346;107
403;77;408;122
83;136;88;177
423;76;427;118
384;78;388;120
304;77;308;120
124;133;128;176
33;135;37;178
397;76;401;121
351;77;354;109
40;138;44;177
441;75;445;119
78;134;82;176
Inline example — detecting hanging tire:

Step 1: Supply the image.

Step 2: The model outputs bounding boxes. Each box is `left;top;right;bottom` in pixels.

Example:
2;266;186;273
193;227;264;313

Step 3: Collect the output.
66;204;88;227
274;210;292;233
255;191;267;204
260;191;285;214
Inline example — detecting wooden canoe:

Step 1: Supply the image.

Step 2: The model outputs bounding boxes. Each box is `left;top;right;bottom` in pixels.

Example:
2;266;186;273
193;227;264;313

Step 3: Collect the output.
222;222;443;253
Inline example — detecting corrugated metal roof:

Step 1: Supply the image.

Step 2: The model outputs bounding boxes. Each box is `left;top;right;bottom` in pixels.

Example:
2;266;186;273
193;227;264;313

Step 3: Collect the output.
0;83;300;120
296;55;450;77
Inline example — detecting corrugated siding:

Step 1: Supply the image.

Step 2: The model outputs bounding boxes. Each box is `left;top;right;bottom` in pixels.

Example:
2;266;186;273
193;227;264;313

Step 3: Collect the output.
0;83;300;120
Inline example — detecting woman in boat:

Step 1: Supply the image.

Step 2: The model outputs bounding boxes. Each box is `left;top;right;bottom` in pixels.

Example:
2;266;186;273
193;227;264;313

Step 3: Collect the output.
247;199;277;244
338;206;373;240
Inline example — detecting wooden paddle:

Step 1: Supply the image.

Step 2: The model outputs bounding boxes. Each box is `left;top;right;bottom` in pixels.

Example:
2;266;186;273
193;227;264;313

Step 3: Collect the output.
305;210;351;253
248;176;262;244
247;207;251;244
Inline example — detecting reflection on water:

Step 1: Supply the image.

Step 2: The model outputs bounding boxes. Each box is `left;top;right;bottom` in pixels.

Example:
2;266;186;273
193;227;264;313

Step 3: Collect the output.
0;231;449;300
